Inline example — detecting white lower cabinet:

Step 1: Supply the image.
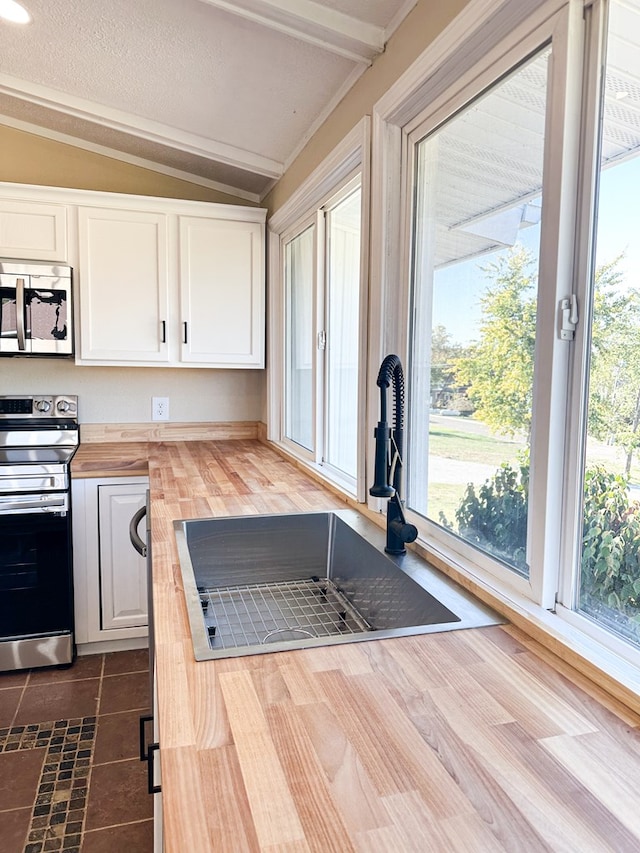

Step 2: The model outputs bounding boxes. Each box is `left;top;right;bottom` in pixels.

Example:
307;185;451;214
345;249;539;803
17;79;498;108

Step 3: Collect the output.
72;476;149;650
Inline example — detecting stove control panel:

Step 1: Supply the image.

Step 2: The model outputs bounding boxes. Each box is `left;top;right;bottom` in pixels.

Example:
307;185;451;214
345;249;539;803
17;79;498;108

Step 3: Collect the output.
0;395;78;419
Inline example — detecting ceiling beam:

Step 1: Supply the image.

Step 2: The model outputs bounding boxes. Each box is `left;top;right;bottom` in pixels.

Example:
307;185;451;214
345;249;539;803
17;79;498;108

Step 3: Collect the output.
0;73;284;179
198;0;385;63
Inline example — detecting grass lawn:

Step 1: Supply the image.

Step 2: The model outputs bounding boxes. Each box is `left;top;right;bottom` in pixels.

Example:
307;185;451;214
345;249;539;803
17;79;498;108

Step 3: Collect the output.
426;419;640;529
428;423;525;467
427;482;467;526
429;421;640;484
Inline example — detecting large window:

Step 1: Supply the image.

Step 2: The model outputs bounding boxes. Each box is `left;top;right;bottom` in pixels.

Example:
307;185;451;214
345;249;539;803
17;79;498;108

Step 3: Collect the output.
407;49;549;579
377;0;640;659
270;0;640;665
576;0;640;646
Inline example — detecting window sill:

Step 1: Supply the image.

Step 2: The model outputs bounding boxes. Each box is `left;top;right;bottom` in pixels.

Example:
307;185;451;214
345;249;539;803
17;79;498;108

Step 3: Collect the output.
267;437;359;502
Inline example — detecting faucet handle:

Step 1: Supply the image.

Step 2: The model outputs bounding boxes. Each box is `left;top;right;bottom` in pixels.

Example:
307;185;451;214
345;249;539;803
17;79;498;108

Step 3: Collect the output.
370;422;395;498
389;518;418;545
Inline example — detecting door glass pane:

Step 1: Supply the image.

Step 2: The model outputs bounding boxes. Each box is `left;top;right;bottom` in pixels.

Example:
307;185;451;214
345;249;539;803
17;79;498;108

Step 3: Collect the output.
284;225;315;451
408;48;550;577
26;288;69;342
578;0;640;644
324;186;361;481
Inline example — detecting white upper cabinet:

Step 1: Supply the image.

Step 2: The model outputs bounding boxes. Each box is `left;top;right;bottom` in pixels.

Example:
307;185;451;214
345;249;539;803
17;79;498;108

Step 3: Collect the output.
179;216;264;366
78;207;170;363
0;199;67;261
76;201;266;368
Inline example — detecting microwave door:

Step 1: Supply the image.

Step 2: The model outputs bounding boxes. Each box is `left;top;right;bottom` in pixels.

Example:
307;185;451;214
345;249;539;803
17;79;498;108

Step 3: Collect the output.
24;278;70;352
0;275;30;353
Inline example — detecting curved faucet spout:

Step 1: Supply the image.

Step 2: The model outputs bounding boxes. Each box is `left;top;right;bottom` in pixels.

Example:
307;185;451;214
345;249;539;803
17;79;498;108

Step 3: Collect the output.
369;354;417;554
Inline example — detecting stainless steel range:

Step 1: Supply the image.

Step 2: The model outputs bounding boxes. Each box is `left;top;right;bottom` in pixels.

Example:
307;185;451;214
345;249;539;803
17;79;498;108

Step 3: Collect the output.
0;394;79;671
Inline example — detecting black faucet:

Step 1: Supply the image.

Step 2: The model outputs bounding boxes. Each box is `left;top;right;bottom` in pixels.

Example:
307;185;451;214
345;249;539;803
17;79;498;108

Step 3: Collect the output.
369;354;418;555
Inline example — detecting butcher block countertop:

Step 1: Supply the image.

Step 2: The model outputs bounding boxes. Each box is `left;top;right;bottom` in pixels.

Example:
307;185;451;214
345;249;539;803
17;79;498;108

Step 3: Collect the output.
142;439;640;852
71;441;149;478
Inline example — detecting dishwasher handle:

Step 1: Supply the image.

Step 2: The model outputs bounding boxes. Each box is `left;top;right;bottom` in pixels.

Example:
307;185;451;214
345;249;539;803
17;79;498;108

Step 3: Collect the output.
129;504;147;557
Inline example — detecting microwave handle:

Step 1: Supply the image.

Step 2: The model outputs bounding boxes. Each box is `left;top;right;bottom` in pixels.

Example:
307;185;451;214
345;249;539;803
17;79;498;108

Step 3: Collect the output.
16;278;26;351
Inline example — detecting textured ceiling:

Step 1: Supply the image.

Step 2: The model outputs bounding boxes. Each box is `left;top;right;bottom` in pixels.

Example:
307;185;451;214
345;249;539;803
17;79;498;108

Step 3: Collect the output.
0;0;417;200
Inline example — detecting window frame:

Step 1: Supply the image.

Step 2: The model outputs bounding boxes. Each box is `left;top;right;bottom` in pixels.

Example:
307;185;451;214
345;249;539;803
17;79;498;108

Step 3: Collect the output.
267;118;371;500
281;212;321;463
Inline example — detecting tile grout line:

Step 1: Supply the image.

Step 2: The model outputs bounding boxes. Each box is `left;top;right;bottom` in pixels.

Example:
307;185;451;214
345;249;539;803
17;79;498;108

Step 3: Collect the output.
82;816;153;835
9;678;30;731
77;653;106;851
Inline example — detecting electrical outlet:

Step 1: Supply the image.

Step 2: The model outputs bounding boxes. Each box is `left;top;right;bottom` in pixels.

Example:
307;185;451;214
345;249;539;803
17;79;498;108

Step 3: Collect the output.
152;396;169;421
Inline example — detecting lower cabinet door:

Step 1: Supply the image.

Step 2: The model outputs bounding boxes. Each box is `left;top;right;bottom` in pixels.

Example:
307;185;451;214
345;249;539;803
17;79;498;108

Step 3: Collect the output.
98;482;148;630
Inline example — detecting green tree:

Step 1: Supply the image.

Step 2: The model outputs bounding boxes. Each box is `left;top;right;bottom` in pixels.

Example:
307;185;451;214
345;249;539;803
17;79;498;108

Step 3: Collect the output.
430;325;469;410
454;247;640;468
587;257;640;475
454;247;537;437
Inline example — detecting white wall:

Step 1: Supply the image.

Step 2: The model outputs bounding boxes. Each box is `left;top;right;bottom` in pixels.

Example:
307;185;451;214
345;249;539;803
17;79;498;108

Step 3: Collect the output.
0;360;264;424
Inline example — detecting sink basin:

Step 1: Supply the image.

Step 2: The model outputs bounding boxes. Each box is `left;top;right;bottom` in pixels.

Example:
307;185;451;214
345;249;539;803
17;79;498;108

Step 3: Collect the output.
173;508;502;660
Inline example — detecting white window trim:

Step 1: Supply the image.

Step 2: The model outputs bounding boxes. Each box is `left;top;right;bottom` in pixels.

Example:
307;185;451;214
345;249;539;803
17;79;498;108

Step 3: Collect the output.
558;0;608;610
267;117;371;500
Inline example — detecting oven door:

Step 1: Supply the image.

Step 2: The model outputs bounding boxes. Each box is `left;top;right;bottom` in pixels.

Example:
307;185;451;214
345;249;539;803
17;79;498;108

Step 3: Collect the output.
0;272;73;356
0;497;73;640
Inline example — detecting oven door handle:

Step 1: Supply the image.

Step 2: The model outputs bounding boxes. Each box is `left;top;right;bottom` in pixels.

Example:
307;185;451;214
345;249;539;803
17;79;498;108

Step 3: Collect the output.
0;493;67;514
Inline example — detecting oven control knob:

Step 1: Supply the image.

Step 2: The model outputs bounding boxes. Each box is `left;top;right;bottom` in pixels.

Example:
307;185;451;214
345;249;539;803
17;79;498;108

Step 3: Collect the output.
35;399;51;413
57;399;71;413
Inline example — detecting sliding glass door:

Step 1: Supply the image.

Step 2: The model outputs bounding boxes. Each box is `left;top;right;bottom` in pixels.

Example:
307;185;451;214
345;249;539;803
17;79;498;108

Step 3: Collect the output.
282;178;363;491
323;186;362;481
284;223;316;452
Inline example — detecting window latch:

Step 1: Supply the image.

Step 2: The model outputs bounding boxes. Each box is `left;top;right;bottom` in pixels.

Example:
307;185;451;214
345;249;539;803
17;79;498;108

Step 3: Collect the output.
317;330;327;350
560;295;578;340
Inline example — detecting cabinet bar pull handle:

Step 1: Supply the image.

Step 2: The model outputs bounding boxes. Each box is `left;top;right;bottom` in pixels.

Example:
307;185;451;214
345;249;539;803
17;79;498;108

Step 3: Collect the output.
148;742;161;794
183;321;188;344
129;506;147;557
139;714;153;762
160;320;166;343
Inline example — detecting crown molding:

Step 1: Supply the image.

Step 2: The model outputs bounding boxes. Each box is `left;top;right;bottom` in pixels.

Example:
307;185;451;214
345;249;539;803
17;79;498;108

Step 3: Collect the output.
198;0;384;63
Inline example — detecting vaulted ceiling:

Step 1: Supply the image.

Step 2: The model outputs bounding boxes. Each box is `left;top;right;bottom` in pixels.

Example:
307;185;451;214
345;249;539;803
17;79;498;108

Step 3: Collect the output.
0;0;417;201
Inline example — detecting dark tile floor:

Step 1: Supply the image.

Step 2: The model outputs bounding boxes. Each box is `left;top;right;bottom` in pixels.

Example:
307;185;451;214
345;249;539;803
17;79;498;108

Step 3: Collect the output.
0;649;154;853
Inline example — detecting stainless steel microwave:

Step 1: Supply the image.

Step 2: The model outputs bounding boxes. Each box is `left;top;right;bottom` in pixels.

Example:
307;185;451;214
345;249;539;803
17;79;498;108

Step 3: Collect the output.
0;260;73;357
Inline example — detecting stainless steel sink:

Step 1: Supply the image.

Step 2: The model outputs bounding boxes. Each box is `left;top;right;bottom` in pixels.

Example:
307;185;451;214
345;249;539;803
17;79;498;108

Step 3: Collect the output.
173;508;502;660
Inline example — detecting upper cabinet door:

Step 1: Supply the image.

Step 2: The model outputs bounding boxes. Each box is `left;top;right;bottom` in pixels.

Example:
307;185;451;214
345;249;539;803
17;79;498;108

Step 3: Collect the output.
179;216;265;367
78;207;170;363
0;199;67;261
